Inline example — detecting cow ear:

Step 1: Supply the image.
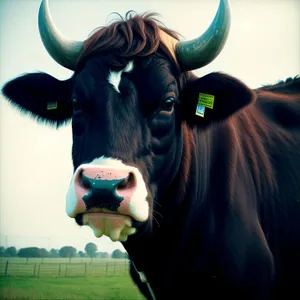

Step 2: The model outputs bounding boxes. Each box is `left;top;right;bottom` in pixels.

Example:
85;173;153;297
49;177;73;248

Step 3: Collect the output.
180;72;256;128
2;72;73;127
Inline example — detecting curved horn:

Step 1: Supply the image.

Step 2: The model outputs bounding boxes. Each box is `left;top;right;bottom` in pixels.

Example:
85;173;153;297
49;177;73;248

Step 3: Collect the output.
175;0;231;71
38;0;83;70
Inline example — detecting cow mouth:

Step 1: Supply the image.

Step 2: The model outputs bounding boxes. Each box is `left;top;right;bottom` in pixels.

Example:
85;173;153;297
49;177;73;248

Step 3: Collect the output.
75;209;137;242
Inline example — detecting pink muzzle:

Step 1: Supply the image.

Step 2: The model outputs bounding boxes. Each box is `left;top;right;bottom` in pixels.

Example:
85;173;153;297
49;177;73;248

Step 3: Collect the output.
66;159;149;242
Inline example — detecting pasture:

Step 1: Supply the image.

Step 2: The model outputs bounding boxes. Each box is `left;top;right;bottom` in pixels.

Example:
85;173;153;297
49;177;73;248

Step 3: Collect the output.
0;258;145;299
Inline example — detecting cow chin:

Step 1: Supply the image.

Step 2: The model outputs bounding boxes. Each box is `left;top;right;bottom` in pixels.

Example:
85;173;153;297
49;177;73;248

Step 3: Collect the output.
75;211;137;242
66;156;150;242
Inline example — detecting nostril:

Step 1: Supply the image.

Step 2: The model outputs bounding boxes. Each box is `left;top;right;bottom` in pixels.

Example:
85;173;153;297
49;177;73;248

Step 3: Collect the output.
82;174;90;189
77;170;90;189
117;172;135;190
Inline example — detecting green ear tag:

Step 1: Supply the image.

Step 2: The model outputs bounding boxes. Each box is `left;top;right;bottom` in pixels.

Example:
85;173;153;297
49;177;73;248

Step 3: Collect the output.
195;93;215;117
47;101;57;110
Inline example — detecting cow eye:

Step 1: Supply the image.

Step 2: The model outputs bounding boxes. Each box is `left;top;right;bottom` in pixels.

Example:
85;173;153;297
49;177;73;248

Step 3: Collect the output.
72;98;79;111
162;97;176;112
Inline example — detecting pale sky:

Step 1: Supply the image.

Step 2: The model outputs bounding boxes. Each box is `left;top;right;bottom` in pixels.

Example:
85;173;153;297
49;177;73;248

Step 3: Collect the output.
0;0;299;253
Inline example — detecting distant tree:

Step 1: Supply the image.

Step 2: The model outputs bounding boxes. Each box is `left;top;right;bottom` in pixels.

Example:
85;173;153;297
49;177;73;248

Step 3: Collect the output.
59;246;77;258
4;246;17;257
50;249;59;258
18;247;42;258
85;242;98;258
111;249;127;259
40;248;50;258
0;247;5;257
78;251;87;258
97;252;110;258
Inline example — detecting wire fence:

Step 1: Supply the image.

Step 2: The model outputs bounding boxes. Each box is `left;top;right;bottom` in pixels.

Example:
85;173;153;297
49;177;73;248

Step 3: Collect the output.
0;259;129;277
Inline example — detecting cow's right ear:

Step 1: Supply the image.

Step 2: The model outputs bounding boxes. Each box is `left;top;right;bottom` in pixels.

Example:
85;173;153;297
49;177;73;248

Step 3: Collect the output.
2;72;73;127
180;72;256;128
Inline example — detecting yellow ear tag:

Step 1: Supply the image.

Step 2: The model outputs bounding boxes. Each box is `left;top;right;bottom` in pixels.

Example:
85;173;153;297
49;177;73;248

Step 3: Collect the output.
47;101;57;110
195;93;215;118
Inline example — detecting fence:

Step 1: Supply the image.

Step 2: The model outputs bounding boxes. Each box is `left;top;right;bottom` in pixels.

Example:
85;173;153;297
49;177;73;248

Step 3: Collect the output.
0;259;129;277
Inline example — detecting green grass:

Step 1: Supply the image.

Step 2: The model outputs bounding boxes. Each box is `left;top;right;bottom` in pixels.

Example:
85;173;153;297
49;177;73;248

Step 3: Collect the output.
1;276;146;299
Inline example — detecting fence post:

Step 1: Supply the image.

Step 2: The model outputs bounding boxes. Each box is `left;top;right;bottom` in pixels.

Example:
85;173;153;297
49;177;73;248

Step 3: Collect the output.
65;264;68;277
58;263;61;277
4;261;9;276
33;263;37;276
114;260;116;275
106;263;108;275
84;262;87;277
37;264;41;277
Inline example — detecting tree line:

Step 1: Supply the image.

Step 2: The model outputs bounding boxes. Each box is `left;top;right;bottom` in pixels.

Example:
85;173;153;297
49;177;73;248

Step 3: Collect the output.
0;242;128;259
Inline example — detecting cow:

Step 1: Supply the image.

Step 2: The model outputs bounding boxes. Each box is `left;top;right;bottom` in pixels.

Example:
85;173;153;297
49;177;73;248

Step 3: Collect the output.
2;0;300;299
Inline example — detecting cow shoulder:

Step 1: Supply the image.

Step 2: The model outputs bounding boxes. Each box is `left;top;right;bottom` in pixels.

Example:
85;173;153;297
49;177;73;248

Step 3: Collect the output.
255;76;300;129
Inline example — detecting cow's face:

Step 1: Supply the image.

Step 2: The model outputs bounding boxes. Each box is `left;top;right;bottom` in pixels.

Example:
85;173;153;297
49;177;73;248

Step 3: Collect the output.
2;49;256;242
65;52;184;241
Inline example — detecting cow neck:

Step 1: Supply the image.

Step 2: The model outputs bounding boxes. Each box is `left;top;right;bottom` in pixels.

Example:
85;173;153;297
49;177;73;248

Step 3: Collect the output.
130;259;156;300
123;124;194;299
123;232;156;299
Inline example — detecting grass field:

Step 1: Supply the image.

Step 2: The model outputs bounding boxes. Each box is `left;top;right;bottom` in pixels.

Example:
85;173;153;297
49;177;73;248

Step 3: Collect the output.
0;258;146;299
1;276;146;299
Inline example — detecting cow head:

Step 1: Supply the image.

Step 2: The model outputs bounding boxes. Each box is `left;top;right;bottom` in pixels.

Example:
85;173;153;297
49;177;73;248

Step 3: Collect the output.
2;0;255;242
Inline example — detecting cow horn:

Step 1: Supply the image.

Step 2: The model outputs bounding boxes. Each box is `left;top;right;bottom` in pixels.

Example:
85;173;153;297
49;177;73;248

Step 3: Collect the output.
38;0;83;70
175;0;231;71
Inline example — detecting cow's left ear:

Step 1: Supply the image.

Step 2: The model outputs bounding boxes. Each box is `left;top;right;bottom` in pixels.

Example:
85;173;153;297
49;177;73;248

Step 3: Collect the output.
2;72;73;127
180;72;256;128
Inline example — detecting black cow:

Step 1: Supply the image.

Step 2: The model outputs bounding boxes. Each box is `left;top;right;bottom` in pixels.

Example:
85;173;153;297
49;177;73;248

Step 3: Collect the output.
2;0;300;299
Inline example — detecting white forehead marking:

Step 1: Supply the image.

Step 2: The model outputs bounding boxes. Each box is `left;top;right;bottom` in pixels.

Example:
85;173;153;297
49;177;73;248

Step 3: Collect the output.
90;156;125;167
108;61;134;93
